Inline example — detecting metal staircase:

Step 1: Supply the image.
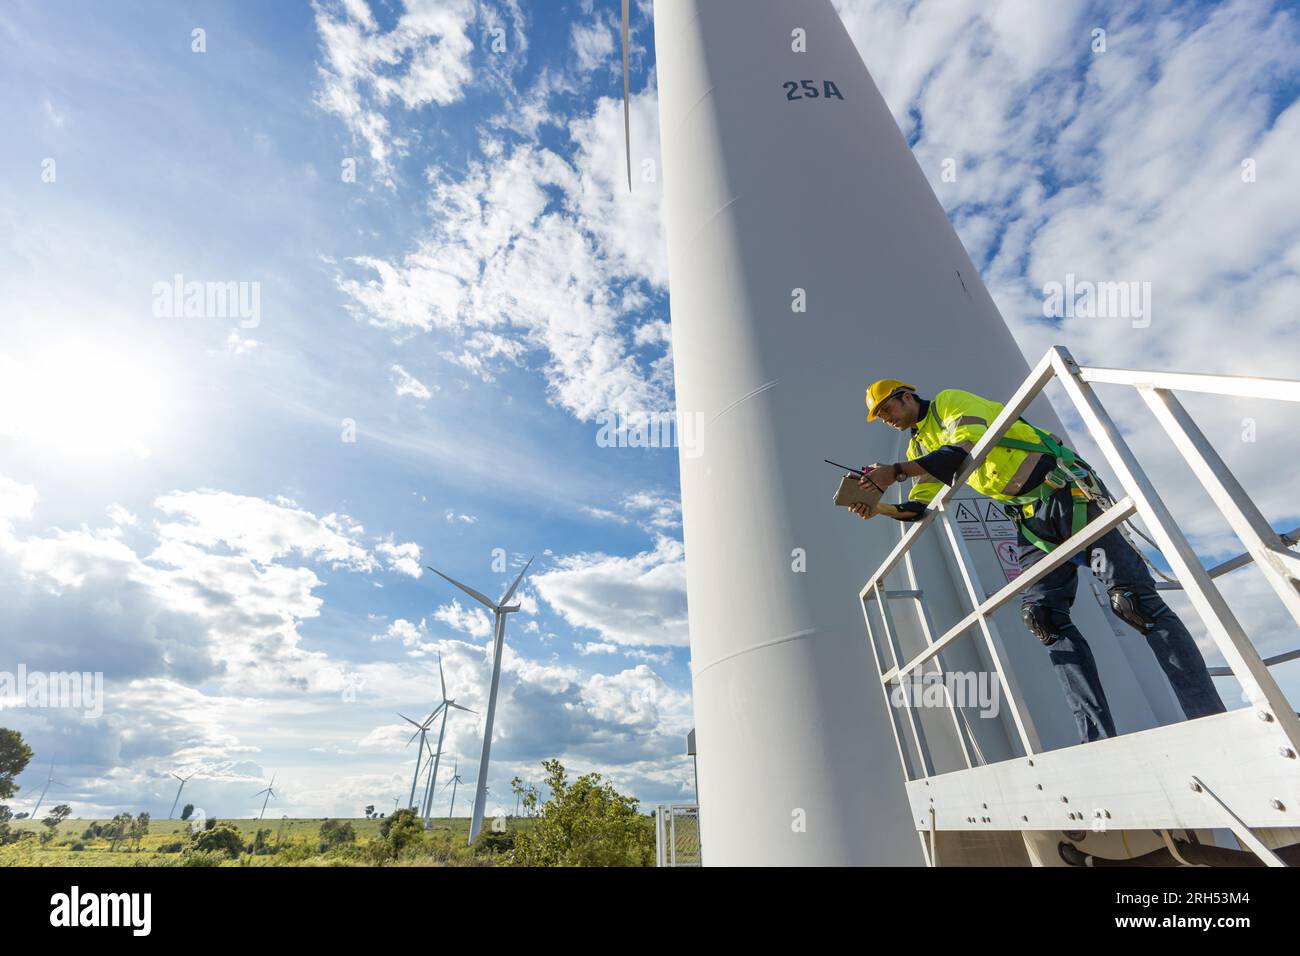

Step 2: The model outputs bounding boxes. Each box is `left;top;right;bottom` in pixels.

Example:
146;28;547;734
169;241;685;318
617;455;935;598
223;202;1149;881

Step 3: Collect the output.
859;346;1300;866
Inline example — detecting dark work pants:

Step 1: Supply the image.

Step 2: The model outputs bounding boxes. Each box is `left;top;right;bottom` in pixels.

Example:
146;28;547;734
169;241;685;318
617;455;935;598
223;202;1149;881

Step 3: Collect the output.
1014;486;1226;744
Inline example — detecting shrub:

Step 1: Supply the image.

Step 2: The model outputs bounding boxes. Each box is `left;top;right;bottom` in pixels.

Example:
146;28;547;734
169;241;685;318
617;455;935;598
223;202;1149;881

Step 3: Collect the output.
507;758;655;867
190;824;244;859
319;818;356;850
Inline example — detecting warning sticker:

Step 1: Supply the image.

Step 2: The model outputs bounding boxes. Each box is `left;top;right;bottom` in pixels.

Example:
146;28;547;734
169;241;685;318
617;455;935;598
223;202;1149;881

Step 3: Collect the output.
981;500;1017;539
995;539;1023;582
953;501;988;539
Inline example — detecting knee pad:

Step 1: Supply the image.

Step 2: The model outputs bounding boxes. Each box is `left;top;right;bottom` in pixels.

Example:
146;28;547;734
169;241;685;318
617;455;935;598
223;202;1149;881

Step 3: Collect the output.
1109;588;1157;633
1022;603;1063;646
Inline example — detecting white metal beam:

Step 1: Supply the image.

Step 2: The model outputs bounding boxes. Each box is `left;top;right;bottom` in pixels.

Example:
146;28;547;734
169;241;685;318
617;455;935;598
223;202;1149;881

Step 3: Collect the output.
1078;365;1300;403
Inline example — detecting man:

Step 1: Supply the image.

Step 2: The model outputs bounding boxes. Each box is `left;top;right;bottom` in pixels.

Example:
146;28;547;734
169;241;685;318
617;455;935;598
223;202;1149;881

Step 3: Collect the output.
851;378;1225;744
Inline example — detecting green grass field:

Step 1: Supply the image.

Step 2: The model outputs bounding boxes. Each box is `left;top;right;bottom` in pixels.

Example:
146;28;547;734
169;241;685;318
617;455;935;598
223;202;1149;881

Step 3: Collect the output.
0;816;536;867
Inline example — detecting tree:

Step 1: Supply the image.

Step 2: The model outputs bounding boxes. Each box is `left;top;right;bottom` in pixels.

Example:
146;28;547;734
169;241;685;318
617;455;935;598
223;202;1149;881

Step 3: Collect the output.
251;827;272;854
41;804;72;844
0;804;13;846
378;807;424;856
507;759;654;867
320;818;356;850
363;805;375;819
107;813;133;852
191;823;244;859
180;803;194;821
0;728;33;802
129;812;150;850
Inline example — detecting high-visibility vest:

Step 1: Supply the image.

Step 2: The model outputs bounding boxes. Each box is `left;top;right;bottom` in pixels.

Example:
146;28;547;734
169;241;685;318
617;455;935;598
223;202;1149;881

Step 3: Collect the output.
905;389;1094;552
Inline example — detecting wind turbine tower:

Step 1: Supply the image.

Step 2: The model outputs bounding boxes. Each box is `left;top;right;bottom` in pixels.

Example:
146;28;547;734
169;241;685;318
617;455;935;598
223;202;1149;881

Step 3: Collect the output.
253;773;278;821
168;771;195;819
29;765;66;818
427;558;532;844
417;654;477;824
400;708;441;809
639;0;1163;863
443;761;465;819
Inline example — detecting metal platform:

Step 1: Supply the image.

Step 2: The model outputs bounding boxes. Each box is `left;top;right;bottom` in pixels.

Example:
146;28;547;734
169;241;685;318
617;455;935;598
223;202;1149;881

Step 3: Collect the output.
859;346;1300;866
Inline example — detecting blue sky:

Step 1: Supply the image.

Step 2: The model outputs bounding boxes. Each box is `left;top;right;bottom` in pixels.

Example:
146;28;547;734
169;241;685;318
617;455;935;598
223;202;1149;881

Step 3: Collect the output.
2;0;1298;819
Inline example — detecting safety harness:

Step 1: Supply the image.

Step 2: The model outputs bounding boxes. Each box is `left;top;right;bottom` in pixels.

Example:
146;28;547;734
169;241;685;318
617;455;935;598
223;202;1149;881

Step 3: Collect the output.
996;424;1106;555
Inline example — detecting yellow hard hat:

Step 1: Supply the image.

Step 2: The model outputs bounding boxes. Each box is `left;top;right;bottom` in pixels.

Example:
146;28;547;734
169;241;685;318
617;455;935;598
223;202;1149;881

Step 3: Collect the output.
865;378;916;421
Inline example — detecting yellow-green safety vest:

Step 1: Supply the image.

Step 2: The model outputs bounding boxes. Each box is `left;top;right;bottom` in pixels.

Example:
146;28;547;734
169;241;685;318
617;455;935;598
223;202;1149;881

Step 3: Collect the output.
905;389;1093;552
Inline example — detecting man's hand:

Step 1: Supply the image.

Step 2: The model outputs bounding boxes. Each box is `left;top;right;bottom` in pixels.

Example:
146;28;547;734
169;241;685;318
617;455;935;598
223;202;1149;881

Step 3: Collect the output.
848;502;876;520
860;462;896;491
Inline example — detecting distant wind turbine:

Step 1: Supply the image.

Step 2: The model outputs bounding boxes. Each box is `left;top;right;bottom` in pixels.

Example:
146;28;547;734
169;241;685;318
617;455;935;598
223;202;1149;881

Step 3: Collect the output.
399;706;443;809
168;771;196;819
428;557;532;844
418;654;477;825
443;761;465;819
253;772;278;821
30;765;67;818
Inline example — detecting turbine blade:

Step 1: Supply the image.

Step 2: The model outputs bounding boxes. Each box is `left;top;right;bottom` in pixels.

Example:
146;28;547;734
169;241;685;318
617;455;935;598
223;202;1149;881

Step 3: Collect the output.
438;653;447;701
498;556;533;606
450;702;477;715
621;0;631;192
427;567;498;610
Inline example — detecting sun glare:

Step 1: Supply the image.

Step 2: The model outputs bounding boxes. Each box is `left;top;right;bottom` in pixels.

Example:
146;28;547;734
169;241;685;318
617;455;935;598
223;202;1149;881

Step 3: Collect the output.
0;345;172;460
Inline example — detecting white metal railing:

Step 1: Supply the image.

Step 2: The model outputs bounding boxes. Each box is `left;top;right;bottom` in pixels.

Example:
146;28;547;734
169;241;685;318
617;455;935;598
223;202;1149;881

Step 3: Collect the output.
858;345;1300;866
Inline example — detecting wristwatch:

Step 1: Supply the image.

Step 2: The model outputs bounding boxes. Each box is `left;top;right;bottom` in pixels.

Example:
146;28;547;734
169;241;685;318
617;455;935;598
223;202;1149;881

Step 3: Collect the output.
893;463;908;484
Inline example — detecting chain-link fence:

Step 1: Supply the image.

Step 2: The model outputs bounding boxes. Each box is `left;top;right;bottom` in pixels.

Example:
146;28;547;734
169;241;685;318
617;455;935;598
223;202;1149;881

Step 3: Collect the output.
655;804;701;866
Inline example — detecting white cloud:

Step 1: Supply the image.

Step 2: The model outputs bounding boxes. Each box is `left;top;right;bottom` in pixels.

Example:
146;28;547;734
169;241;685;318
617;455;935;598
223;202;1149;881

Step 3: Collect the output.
154;490;376;571
580;664;692;732
0;475;37;522
390;363;435;400
570;15;615;74
225;330;259;355
106;503;137;526
312;0;479;183
371;617;425;646
533;535;688;647
574;641;617;655
443;510;478;524
376;536;422;577
432;598;493;639
581;505;628;525
42;97;66;128
621;490;681;532
331;78;671;423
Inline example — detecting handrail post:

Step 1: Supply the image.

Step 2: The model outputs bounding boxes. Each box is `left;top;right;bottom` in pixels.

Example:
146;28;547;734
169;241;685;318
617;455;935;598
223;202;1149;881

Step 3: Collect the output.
936;503;1042;755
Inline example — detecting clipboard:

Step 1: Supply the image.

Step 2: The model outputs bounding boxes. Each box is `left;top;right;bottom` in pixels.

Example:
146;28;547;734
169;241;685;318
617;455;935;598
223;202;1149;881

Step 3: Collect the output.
833;473;883;509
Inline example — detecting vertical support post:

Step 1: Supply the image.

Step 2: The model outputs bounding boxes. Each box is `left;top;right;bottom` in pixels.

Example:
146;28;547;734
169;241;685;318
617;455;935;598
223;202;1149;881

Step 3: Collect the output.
902;548;978;769
937;506;1042;755
875;581;935;777
861;592;918;782
655;805;665;867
